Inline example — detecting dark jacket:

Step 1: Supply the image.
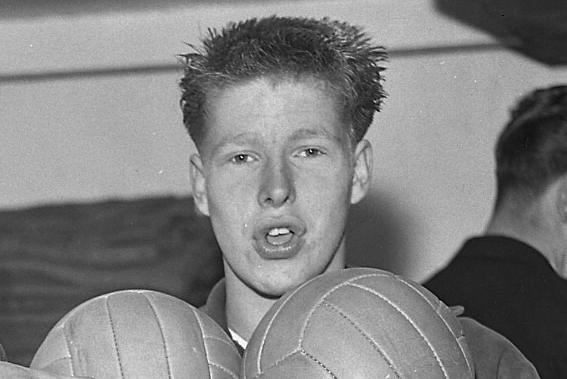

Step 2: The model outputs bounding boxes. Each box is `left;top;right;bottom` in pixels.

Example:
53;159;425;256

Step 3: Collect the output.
425;236;567;379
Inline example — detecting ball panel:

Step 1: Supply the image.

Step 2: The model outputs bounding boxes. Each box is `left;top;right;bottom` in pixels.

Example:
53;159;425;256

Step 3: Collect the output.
302;300;404;378
245;285;311;374
30;327;73;375
58;294;124;377
348;274;440;317
250;350;336;379
105;291;173;378
310;293;464;378
31;290;241;379
244;268;475;378
250;269;393;371
208;363;240;379
140;291;241;378
246;269;390;376
393;276;464;334
36;357;73;376
193;312;241;379
343;275;474;376
337;277;469;374
354;273;464;341
140;291;211;378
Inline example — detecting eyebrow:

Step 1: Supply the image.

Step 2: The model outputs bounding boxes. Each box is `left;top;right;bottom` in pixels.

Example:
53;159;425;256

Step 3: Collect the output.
288;128;343;143
210;132;262;156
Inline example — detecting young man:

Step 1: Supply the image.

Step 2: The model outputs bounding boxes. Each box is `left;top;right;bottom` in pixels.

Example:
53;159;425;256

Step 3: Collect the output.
0;15;540;378
180;16;539;377
425;85;567;379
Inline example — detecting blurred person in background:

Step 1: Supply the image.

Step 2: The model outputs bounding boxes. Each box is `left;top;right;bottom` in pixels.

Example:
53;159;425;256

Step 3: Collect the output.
426;85;567;379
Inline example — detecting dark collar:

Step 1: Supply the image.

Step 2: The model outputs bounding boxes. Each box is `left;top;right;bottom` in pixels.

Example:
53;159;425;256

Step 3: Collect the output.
199;278;228;332
462;235;553;268
199;278;248;354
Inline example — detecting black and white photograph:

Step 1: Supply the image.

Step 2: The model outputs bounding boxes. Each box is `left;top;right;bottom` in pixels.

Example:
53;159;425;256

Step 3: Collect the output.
0;0;566;377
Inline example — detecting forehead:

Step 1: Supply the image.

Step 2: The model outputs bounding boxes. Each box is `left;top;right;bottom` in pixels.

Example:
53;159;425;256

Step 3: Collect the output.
201;77;349;151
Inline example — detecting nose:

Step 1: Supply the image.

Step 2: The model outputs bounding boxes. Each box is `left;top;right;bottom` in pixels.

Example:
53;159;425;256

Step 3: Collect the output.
257;159;296;208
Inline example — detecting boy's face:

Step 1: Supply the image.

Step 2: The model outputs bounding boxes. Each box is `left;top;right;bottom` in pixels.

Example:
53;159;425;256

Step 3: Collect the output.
190;77;372;297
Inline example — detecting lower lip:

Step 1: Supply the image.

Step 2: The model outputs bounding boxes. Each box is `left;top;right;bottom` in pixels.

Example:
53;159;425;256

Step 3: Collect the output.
253;233;305;260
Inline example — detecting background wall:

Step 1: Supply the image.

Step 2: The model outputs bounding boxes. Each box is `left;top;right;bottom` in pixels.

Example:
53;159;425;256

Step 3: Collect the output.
1;0;566;282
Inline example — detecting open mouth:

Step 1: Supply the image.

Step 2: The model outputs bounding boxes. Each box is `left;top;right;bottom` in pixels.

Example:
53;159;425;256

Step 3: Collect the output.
253;218;306;259
266;227;294;246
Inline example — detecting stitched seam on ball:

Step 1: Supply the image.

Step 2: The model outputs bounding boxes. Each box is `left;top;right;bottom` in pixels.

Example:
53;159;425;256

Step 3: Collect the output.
193;309;213;378
205;335;240;356
322;300;402;379
298;281;357;345
395;277;437;308
456;335;473;375
62;322;75;376
394;277;453;332
301;348;338;379
256;279;311;374
251;347;301;378
298;273;385;346
349;283;450;379
395;276;473;375
105;295;125;379
143;293;173;379
209;362;239;379
293;274;394;372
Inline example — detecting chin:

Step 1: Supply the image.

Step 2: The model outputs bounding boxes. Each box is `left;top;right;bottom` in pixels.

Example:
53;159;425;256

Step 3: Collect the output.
253;270;316;298
255;280;299;298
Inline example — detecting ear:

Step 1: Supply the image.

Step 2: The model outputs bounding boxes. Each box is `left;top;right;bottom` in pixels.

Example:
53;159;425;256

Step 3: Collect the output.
189;153;210;216
350;139;373;204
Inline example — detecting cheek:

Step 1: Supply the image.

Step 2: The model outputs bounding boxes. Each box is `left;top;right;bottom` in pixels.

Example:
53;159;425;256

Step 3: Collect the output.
301;172;352;230
206;174;255;229
301;167;353;204
207;170;249;204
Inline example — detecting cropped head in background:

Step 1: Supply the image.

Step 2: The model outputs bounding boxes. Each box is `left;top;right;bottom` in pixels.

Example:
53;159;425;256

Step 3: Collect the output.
179;15;387;339
489;84;567;276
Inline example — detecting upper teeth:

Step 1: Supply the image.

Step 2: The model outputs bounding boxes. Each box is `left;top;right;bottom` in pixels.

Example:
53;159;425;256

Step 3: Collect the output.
268;227;290;236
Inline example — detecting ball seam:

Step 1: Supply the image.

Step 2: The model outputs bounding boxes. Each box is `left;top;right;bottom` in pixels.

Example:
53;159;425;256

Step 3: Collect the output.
320;300;402;379
298;273;386;346
250;347;301;378
142;293;173;379
300;348;338;379
209;362;239;379
256;277;316;373
205;335;241;356
62;322;75;376
105;295;126;379
193;309;213;378
349;282;450;379
394;276;473;375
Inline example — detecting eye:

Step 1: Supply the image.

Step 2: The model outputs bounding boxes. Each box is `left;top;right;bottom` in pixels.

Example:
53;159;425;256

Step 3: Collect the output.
230;153;255;164
297;147;325;158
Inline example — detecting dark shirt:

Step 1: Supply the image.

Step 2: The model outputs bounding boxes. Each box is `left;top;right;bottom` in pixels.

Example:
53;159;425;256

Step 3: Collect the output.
425;236;567;379
201;276;539;378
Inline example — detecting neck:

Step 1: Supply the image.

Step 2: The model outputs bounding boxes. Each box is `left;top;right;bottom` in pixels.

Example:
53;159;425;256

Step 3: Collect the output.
224;242;347;342
485;205;566;278
224;271;278;342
